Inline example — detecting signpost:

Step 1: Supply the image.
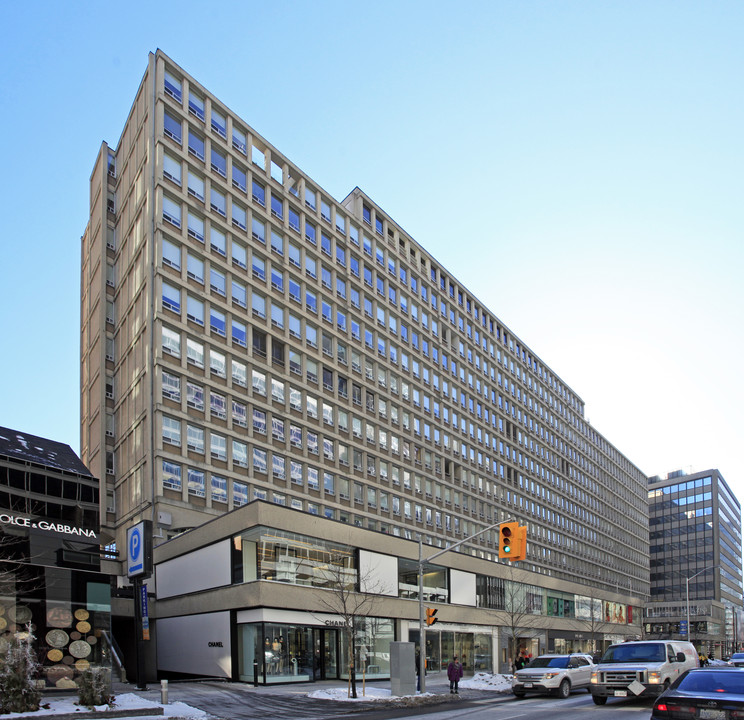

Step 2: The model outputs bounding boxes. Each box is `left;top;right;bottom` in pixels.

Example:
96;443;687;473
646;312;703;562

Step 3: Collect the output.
127;521;153;690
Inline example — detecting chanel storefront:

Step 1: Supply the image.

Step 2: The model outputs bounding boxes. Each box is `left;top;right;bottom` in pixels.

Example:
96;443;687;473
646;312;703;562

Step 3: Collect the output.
0;427;112;689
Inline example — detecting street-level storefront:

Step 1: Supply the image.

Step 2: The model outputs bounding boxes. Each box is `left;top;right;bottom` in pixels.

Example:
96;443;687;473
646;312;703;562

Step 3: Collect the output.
236;609;394;684
408;622;495;674
0;428;111;690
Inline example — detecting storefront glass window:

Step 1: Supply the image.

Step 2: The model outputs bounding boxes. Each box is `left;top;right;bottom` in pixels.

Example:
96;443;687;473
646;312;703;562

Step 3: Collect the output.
231;527;356;589
398;558;447;601
338;617;394;680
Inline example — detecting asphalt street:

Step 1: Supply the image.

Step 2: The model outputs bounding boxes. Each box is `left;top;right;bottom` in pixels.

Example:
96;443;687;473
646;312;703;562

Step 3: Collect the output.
109;674;508;720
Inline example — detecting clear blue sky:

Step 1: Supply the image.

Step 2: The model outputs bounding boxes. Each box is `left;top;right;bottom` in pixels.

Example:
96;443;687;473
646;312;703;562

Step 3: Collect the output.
1;1;742;502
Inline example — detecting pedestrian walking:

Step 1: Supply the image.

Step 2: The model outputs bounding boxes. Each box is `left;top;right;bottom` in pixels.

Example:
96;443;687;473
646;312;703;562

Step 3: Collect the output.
447;655;463;694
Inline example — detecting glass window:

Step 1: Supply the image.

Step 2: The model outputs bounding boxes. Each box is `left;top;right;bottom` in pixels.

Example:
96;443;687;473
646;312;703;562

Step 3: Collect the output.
163;153;182;185
188;129;205;160
188;91;204;120
163;111;182;143
211;108;226;137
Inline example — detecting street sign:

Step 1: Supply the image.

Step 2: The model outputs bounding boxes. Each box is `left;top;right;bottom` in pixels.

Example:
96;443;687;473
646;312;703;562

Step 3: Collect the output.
126;520;152;578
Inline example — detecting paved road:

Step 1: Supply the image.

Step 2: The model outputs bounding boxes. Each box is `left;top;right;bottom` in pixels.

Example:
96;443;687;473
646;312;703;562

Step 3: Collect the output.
112;677;507;720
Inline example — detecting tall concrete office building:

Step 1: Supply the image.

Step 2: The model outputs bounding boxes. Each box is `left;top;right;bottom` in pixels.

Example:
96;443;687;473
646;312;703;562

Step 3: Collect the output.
646;469;743;658
80;51;650;681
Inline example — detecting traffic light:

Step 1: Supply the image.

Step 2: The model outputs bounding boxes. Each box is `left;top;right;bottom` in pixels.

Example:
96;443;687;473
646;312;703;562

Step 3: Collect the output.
510;524;528;562
425;608;438;626
499;521;519;559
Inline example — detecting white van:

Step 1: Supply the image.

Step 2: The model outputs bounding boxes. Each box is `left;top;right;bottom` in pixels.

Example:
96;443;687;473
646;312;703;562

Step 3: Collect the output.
590;640;699;705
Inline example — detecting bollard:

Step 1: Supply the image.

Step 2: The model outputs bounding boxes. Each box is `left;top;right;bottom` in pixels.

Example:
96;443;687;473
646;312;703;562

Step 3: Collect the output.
253;660;259;686
160;679;168;704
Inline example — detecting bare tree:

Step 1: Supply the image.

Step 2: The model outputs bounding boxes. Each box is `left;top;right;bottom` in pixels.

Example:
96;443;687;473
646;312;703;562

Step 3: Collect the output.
0;532;42;599
314;551;386;698
484;566;544;672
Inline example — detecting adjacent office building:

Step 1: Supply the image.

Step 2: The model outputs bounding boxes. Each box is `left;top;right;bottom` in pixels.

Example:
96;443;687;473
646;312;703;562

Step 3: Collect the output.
80;50;650;682
0;426;112;688
646;469;744;658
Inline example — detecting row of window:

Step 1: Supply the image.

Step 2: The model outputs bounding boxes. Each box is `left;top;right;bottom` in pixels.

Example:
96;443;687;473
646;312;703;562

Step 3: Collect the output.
159;68;648;494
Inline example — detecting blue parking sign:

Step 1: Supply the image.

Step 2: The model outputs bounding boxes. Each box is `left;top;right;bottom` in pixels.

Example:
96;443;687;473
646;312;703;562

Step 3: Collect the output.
126;521;152;577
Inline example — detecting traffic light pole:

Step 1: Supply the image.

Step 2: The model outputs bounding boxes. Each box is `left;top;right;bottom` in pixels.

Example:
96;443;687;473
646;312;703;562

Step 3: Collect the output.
417;517;519;693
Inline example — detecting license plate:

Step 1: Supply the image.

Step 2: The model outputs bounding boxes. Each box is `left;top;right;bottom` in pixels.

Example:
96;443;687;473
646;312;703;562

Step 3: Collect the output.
613;690;627;697
699;710;725;720
524;683;533;688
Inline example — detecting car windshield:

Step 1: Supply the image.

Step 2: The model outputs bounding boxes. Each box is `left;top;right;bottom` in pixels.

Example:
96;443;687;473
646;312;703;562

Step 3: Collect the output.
601;643;666;663
732;654;744;660
677;671;744;694
526;656;569;669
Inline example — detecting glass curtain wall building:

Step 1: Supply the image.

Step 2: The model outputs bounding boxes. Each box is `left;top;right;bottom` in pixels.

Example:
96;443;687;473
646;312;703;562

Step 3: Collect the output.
81;51;650;682
646;469;743;658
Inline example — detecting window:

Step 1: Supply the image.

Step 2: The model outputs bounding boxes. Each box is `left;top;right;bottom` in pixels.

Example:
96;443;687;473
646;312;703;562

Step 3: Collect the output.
162;196;181;228
234;482;248;507
250;179;265;206
163;460;181;490
162;326;181;357
252;254;266;281
188;211;204;242
232;319;247;346
164;70;182;101
186;338;204;367
162;416;181;446
252;218;266;244
162;282;181;314
187;253;204;283
233;439;248;467
162;371;180;401
232;162;247;192
233;126;247;154
186;295;204;325
232;240;247;269
163;111;182;143
210;349;226;377
210;308;226;336
271;193;283;220
187;382;204;410
232;202;246;230
211;187;226;216
271;231;284;256
210;227;226;256
211;108;226;137
211;432;227;460
188;91;205;120
210;268;226;296
232;359;247;386
188;468;205;497
211;475;228;503
163;153;182;185
212;390;229;420
187;171;205;201
211;147;227;177
188;129;205;160
187;424;205;453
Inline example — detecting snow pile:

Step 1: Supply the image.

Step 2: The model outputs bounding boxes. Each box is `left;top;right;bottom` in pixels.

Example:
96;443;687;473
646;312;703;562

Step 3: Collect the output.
0;693;208;719
307;687;436;702
460;672;513;691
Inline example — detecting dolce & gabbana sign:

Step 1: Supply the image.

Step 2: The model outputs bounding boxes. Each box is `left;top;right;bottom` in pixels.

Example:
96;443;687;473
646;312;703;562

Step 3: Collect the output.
0;513;97;540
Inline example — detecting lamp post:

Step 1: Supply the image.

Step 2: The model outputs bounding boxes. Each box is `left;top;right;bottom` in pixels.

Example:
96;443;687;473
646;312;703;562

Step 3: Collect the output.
417;518;518;693
686;566;719;651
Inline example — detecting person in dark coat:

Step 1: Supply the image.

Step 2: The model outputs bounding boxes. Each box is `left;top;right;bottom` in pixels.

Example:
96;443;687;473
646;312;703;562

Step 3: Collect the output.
447;655;463;694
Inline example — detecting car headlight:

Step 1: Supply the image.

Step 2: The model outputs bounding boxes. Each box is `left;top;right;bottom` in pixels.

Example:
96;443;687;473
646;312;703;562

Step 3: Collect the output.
543;672;560;679
648;671;661;683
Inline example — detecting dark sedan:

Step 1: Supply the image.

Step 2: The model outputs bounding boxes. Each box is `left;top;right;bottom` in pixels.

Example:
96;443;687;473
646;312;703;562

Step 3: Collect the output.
651;667;744;719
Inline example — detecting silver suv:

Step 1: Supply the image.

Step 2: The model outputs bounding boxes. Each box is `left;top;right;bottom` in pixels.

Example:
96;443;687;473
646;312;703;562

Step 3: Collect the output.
513;653;596;699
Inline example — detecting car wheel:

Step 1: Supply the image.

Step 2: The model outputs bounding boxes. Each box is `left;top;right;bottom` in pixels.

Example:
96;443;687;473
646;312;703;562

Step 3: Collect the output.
513;692;526;699
592;695;608;705
557;679;570;699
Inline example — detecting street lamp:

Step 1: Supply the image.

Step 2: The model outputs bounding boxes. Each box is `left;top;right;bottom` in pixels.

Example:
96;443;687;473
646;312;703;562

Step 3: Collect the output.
417;518;520;692
686;566;719;650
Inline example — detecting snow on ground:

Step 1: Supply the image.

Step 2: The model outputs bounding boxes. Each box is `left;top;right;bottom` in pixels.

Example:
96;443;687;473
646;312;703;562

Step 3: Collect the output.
460;672;514;691
0;693;208;719
307;673;513;701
